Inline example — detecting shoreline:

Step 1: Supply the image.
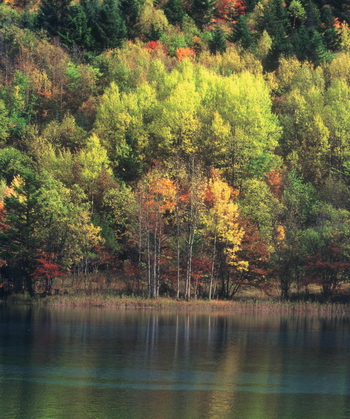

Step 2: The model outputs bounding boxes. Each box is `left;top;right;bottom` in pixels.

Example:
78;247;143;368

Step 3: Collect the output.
2;293;350;314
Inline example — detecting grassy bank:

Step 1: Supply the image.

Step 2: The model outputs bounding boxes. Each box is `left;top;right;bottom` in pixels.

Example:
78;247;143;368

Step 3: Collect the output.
3;292;350;315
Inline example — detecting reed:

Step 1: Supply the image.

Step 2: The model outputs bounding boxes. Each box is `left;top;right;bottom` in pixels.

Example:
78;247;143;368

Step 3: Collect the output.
5;292;350;314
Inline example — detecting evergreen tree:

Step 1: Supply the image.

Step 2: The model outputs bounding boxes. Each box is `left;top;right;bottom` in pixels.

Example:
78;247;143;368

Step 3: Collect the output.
120;0;143;39
191;0;216;29
292;24;314;61
60;4;93;50
98;0;126;50
263;0;292;70
36;0;71;37
82;0;126;52
303;0;322;30
230;14;255;50
320;5;340;51
310;30;333;65
164;0;185;26
209;25;227;54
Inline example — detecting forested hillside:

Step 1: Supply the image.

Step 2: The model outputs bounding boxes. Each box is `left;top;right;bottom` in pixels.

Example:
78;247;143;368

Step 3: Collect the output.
0;0;350;301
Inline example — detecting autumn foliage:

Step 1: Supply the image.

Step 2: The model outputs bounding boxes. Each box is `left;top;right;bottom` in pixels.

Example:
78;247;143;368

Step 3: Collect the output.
0;0;349;302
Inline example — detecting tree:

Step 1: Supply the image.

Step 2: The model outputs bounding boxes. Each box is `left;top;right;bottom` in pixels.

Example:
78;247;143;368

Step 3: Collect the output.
81;0;126;52
93;81;147;180
209;25;227;55
191;0;216;29
203;171;245;299
136;0;169;41
230;14;254;50
77;133;113;204
0;99;10;144
59;3;93;50
130;167;177;298
120;0;143;39
305;236;350;299
98;0;126;50
323;79;350;172
36;178;103;283
32;253;66;295
164;0;186;26
273;171;319;299
0;172;41;295
36;0;71;38
288;0;306;28
263;0;292;70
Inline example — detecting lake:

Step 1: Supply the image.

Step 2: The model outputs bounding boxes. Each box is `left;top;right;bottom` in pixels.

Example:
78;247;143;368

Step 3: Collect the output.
1;304;350;419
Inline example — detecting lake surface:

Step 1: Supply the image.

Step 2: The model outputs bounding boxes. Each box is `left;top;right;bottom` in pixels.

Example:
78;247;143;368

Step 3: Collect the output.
1;305;350;419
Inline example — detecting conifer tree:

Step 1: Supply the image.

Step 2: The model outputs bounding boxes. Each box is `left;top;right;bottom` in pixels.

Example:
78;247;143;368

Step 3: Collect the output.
320;5;340;51
263;0;292;70
230;14;254;50
36;0;71;38
164;0;185;26
120;0;143;39
60;4;93;50
99;0;126;50
191;0;216;29
209;25;227;54
82;0;126;51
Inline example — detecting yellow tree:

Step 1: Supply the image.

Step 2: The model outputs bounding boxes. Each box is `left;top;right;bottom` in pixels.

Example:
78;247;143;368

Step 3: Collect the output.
203;171;245;299
77;133;113;205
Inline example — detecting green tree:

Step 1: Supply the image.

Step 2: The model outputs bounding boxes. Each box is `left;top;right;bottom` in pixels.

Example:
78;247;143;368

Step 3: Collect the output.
288;0;306;28
36;178;103;284
263;0;292;70
0;99;10;144
120;0;143;39
191;0;216;29
230;14;254;50
82;0;126;52
276;171;319;299
164;0;186;26
136;0;169;41
60;4;93;50
209;25;227;55
36;0;71;38
0;172;41;295
98;0;126;50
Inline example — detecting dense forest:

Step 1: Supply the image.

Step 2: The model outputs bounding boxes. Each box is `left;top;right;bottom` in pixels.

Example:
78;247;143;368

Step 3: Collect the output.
0;0;350;301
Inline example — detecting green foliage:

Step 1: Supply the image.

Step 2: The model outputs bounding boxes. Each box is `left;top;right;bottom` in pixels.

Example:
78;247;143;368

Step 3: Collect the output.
0;100;11;144
120;0;143;39
59;3;93;50
0;172;41;295
36;0;71;38
230;15;254;50
209;26;227;55
191;0;216;29
0;147;34;184
163;0;185;26
1;0;350;300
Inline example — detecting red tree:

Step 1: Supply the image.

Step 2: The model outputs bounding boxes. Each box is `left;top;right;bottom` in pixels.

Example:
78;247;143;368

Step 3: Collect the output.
305;237;350;299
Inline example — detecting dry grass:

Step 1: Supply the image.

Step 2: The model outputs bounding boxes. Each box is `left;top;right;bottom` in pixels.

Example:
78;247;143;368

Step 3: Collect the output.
3;273;350;314
4;292;349;315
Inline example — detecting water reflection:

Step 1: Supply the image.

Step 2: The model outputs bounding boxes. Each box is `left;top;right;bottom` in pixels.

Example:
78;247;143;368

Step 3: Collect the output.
1;305;350;418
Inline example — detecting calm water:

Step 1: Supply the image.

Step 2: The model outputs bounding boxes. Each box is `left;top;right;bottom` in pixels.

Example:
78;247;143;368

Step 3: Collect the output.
1;305;350;419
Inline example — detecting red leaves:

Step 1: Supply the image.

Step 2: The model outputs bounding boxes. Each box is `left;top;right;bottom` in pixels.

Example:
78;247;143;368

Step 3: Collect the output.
146;41;158;51
215;0;246;22
32;254;65;280
304;237;350;295
176;47;196;61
